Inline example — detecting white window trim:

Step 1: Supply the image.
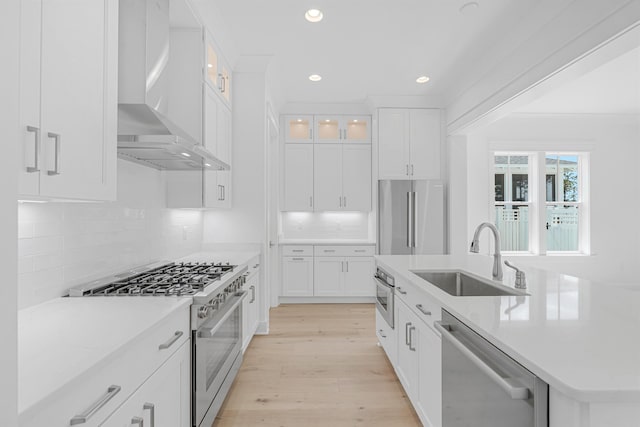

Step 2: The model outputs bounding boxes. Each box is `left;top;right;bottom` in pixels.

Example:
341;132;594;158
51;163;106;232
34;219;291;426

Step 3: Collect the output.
489;147;591;256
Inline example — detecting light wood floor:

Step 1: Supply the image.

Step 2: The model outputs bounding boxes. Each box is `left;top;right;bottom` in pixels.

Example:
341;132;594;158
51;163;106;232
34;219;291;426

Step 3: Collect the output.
212;304;421;427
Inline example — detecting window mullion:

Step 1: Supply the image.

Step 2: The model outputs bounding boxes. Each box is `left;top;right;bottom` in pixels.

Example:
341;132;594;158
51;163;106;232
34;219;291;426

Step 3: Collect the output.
535;151;546;255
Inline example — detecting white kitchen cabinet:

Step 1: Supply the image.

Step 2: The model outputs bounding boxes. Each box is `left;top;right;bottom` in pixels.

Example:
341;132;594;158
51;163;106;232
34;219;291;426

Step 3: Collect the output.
204;31;232;108
282;256;314;296
313;257;344;296
19;0;118;201
343;257;375;296
313;144;371;212
375;308;397;366
204;89;232;209
395;298;420;398
314;116;371;143
242;257;260;351
378;108;441;180
283;144;314;211
284;115;314;143
102;341;190;427
416;322;442;427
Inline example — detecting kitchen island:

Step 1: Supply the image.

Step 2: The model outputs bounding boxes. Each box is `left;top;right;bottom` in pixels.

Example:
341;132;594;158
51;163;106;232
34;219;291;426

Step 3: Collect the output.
376;254;640;427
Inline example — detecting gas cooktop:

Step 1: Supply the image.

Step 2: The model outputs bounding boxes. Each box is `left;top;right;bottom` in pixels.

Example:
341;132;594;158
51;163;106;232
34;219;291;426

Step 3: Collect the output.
68;262;236;297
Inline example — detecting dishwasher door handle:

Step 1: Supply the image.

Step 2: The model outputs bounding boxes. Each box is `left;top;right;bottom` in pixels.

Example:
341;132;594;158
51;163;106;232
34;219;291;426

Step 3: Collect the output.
435;322;529;400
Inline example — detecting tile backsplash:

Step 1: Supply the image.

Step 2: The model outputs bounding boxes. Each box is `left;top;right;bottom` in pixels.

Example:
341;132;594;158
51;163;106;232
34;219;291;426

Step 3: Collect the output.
280;211;373;240
18;161;203;309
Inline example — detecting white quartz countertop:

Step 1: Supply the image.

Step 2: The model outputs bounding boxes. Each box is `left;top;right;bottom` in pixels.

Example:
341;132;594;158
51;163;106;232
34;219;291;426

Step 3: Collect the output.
18;297;191;414
375;254;640;403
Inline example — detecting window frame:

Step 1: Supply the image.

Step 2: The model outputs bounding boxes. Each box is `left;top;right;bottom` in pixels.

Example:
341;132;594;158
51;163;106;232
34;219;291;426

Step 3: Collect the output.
489;147;590;256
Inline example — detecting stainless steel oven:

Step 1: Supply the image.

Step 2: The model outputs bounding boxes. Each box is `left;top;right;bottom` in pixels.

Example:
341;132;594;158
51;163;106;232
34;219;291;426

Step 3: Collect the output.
435;310;548;427
374;267;395;329
192;276;247;427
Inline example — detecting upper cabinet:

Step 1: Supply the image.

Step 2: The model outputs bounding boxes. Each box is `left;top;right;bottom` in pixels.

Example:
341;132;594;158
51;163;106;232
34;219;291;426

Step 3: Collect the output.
19;0;118;201
204;32;232;108
378;109;442;180
315;116;371;144
284;115;314;143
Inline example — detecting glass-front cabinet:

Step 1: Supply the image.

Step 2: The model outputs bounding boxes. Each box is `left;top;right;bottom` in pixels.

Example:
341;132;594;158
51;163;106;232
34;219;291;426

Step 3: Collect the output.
284;115;314;143
204;31;231;107
314;116;371;143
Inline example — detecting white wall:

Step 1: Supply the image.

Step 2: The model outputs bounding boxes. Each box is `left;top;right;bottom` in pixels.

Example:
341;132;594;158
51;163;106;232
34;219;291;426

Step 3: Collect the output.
457;114;640;283
1;0;20;422
18;161;203;308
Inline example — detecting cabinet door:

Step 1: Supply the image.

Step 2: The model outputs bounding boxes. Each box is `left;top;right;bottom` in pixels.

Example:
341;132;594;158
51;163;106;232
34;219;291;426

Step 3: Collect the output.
375;308;397;366
417;324;442;427
284;115;314;143
343;257;374;296
395;300;419;399
378;109;410;179
342;116;371;143
315;116;341;143
409;109;441;180
39;0;117;200
342;144;371;211
217;102;232;208
283;144;314;211
18;0;42;196
102;342;190;427
204;32;220;91
282;257;313;296
313;144;342;211
314;257;344;296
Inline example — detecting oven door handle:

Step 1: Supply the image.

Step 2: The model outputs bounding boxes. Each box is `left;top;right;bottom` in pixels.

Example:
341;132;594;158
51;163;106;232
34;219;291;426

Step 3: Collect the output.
198;291;247;339
373;276;393;290
435;322;529;400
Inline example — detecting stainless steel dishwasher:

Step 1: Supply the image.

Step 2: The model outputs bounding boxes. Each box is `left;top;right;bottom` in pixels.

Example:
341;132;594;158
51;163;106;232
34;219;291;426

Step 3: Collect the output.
435;310;548;427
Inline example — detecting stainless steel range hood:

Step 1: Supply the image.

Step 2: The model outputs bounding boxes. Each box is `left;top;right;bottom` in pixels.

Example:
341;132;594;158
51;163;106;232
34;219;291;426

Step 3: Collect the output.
117;0;229;171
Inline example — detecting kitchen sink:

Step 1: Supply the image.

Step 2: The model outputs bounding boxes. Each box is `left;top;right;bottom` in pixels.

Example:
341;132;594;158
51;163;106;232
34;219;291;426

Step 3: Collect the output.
410;270;526;297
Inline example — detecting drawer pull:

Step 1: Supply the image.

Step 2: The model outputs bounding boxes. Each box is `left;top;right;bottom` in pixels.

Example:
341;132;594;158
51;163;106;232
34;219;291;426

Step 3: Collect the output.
416;304;432;316
355;250;366;253
292;257;305;261
250;285;256;303
378;329;387;338
158;331;183;350
131;416;144;426
324;250;336;253
292;250;304;253
396;287;407;295
70;385;121;425
144;403;155;427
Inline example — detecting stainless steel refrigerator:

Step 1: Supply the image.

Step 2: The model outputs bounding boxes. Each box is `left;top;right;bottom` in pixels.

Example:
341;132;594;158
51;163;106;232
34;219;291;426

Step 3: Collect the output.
378;180;446;255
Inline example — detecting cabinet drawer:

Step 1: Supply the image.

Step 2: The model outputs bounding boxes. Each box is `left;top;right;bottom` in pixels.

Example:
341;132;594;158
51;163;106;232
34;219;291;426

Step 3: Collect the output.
394;276;442;329
313;245;375;257
282;245;313;256
20;306;190;427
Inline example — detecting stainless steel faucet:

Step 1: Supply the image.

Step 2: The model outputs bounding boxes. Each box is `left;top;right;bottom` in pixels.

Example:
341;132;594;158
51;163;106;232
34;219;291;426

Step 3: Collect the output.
470;222;503;281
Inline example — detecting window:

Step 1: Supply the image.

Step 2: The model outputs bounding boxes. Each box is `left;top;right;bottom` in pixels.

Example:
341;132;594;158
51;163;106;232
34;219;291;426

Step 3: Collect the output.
492;152;588;254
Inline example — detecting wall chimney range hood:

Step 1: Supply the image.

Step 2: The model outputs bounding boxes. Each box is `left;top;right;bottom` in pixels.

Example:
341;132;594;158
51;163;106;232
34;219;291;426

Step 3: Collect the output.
117;0;229;171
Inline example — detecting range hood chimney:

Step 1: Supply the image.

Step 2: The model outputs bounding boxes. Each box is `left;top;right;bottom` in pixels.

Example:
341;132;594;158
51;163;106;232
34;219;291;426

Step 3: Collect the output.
117;0;229;171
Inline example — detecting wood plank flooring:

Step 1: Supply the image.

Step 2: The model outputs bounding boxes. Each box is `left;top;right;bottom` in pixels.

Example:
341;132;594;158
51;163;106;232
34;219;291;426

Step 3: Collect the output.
213;304;421;427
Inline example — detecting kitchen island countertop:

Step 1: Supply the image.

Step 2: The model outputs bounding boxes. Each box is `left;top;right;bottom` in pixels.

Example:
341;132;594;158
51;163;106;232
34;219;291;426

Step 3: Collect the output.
376;254;640;403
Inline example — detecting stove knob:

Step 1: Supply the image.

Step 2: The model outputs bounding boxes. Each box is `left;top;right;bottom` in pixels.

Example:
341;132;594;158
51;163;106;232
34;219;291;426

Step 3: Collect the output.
198;306;210;319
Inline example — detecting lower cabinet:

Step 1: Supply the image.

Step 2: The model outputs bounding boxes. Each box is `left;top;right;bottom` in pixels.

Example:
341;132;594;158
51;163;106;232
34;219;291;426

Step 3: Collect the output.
281;245;375;298
102;340;190;427
242;257;260;351
395;297;442;427
375;308;397;366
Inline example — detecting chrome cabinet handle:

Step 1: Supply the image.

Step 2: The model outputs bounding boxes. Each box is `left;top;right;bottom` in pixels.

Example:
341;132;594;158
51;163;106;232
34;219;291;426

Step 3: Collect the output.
416;304;431;316
343;196;347;207
131;416;144;426
143;403;155;427
435;322;529;400
222;185;226;201
158;331;183;350
345;261;349;273
47;132;61;176
26;126;40;172
408;326;416;351
406;192;413;247
405;322;412;346
396;287;407;295
70;385;121;425
324;249;336;253
292;257;305;261
411;164;414;176
406;164;409;176
378;329;386;338
292;250;304;253
250;285;255;303
341;261;345;272
309;196;313;208
339;197;342;208
218;73;224;92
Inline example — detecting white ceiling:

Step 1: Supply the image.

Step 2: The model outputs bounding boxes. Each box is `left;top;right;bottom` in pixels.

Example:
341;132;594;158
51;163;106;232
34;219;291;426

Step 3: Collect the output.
210;0;542;104
517;47;640;115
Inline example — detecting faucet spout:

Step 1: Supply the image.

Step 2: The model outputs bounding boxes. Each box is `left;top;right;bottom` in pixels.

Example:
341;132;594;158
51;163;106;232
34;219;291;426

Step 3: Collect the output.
469;222;503;281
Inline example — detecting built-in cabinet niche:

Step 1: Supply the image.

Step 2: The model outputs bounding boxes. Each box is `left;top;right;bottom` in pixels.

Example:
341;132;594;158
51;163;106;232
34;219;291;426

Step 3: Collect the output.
166;26;233;209
282;114;372;212
18;0;118;201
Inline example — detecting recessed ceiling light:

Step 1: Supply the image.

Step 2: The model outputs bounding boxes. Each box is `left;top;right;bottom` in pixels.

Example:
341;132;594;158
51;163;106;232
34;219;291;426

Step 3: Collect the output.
305;8;323;23
460;2;479;16
297;119;302;122
204;163;212;167
309;74;322;82
353;119;358;123
416;76;430;84
181;152;191;157
325;119;330;123
207;64;213;68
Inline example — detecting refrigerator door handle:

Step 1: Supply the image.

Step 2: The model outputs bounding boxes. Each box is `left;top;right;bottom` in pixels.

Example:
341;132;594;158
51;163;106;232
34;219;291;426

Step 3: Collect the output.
412;191;418;249
407;191;414;248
